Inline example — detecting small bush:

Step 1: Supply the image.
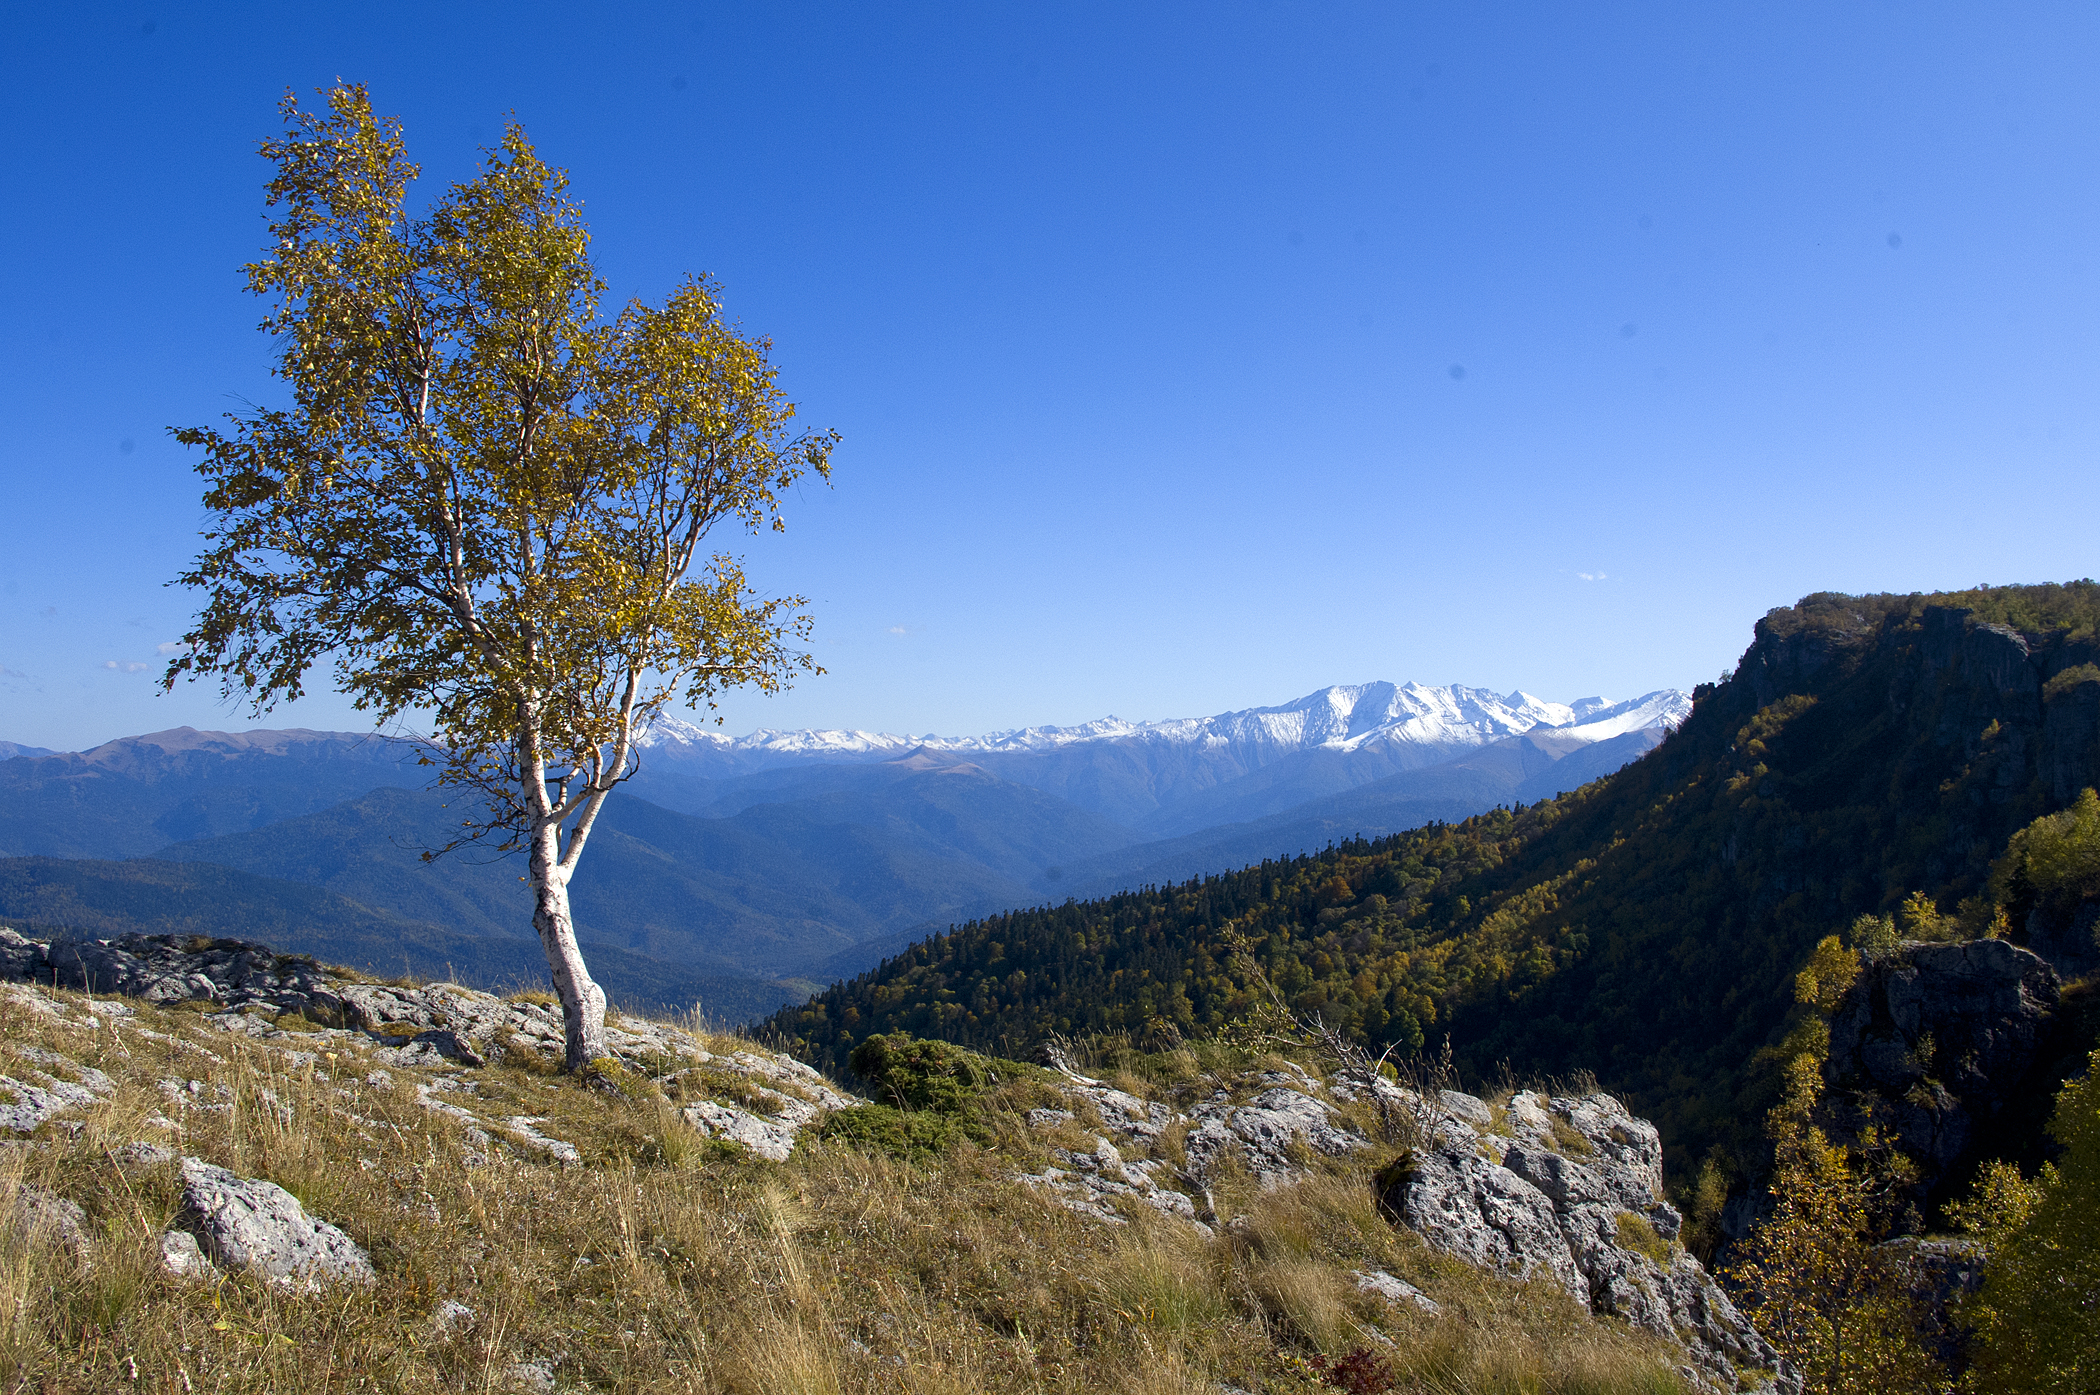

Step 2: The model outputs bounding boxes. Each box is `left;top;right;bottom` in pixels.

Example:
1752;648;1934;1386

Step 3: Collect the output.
1311;1347;1397;1393
816;1104;975;1161
848;1033;995;1113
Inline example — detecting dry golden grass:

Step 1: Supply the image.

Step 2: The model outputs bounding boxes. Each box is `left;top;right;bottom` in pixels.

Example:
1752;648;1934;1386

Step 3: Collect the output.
0;983;1695;1394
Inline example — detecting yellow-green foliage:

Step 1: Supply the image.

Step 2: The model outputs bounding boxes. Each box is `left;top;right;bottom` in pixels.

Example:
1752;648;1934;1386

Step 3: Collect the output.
2042;663;2100;702
1953;1048;2100;1392
1728;1057;1941;1395
1794;936;1861;1015
1995;787;2100;910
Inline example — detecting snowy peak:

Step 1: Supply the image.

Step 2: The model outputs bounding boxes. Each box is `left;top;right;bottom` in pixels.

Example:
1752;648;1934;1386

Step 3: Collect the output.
639;682;1690;766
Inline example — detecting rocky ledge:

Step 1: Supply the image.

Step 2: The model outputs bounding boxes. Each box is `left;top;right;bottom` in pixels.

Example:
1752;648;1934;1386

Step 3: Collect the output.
1;928;1787;1390
1017;1050;1790;1395
1379;1084;1793;1395
0;927;857;1163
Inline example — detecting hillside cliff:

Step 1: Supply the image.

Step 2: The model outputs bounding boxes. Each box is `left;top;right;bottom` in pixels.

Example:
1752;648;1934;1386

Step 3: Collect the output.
768;582;2100;1177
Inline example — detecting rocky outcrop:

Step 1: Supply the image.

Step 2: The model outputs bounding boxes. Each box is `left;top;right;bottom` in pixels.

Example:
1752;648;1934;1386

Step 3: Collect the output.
1825;938;2060;1191
1016;1058;1782;1391
0;927;861;1166
1183;1079;1366;1189
177;1157;377;1289
1383;1087;1792;1395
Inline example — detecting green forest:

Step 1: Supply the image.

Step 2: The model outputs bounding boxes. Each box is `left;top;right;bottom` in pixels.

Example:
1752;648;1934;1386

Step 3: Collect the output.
768;583;2100;1177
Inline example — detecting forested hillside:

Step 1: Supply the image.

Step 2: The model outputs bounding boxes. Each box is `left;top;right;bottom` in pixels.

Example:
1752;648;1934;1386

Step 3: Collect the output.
768;582;2100;1173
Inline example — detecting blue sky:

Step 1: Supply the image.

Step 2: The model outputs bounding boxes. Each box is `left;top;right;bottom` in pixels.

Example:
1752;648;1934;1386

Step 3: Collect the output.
3;3;2095;752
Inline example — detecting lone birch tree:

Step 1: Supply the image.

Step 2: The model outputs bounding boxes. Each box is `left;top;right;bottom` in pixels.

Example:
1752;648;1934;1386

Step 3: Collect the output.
166;85;836;1069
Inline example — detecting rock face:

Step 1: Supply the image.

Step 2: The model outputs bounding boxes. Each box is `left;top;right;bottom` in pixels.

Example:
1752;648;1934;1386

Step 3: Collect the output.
1019;1058;1782;1392
177;1158;376;1289
1184;1080;1366;1189
1383;1088;1792;1395
1824;938;2060;1191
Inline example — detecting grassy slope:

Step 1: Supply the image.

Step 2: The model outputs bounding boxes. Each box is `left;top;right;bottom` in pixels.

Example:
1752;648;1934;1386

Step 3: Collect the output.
0;978;1691;1394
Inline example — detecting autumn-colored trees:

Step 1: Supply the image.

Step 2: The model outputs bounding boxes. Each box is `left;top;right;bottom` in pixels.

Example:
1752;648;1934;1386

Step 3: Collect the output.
1727;1055;1941;1394
1952;1049;2100;1392
171;86;835;1068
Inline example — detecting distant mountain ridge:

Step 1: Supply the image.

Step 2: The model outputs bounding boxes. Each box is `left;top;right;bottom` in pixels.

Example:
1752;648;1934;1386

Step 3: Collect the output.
637;683;1689;836
644;682;1686;766
1;679;1688;1021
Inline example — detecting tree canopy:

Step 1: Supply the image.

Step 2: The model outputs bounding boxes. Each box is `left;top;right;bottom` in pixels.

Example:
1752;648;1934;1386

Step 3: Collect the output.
168;85;836;1066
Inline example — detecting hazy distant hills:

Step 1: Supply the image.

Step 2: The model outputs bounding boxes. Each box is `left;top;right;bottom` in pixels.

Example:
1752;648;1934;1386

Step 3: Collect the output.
0;854;784;1021
0;681;1685;1020
0;727;428;858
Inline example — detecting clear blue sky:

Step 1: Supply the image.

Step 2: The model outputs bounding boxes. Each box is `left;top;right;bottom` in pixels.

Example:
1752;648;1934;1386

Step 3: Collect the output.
3;3;2095;752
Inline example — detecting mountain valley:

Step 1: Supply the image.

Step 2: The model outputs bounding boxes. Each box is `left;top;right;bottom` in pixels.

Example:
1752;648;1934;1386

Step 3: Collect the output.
0;681;1685;1019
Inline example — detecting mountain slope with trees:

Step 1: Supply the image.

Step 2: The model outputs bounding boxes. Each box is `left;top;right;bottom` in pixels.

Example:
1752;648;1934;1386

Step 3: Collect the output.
767;582;2100;1176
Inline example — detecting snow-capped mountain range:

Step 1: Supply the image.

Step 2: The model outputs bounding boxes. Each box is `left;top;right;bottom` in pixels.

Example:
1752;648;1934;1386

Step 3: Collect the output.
643;681;1690;769
0;678;1693;1013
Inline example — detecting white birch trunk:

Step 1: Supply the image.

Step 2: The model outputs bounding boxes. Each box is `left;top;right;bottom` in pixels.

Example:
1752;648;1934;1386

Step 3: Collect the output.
529;816;610;1069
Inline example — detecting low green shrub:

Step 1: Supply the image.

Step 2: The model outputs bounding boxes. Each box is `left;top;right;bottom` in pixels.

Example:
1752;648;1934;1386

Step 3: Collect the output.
816;1103;977;1160
848;1033;996;1112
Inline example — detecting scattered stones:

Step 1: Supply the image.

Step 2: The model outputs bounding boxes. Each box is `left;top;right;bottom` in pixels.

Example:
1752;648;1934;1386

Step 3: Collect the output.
506;1357;558;1393
0;928;869;1170
1015;1134;1202;1227
433;1299;477;1336
177;1157;376;1289
111;1141;177;1172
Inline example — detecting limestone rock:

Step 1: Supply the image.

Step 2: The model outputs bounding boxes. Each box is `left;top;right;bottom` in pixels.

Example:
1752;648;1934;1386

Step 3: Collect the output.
5;1182;90;1259
159;1228;217;1279
1352;1269;1440;1314
1388;1113;1584;1300
1183;1085;1364;1189
178;1157;376;1288
1825;938;2059;1189
682;1100;800;1162
1383;1089;1792;1395
1015;1134;1201;1226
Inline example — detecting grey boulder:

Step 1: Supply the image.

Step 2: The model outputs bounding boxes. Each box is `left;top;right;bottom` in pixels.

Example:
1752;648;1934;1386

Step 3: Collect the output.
178;1157;375;1289
1384;1088;1792;1395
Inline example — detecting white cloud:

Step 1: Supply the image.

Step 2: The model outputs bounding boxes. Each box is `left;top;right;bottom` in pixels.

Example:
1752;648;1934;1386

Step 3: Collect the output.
887;625;908;636
1576;571;1607;582
103;660;149;673
155;641;184;655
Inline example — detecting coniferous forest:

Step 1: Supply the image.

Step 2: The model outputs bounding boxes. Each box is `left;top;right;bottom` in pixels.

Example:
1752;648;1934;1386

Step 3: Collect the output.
770;583;2100;1182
